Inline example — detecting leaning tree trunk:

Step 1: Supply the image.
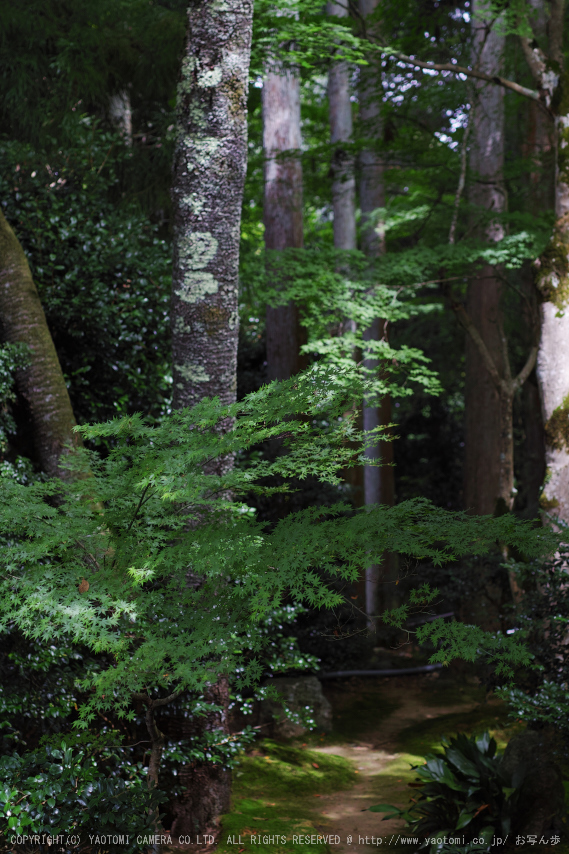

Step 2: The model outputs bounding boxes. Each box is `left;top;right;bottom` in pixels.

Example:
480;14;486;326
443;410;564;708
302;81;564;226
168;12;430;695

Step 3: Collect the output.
464;1;509;516
263;60;305;380
170;0;253;838
358;0;394;619
0;210;80;478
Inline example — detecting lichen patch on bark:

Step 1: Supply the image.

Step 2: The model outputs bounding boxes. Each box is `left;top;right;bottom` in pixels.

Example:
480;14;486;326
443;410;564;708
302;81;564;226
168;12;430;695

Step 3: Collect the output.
535;212;569;307
544;394;569;450
175;363;211;384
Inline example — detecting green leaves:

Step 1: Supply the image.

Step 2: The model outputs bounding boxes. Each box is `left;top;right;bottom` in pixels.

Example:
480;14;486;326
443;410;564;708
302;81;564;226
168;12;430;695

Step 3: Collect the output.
0;738;162;844
0;370;556;748
368;732;524;853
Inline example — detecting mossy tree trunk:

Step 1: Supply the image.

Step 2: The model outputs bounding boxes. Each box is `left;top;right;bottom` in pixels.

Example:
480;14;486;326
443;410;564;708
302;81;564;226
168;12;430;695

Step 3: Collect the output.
519;0;569;523
358;0;395;619
169;0;253;838
263;55;306;381
0;210;80;478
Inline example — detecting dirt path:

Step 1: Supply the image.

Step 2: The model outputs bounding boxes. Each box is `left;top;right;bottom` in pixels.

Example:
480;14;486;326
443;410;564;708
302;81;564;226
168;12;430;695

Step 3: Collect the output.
310;676;481;853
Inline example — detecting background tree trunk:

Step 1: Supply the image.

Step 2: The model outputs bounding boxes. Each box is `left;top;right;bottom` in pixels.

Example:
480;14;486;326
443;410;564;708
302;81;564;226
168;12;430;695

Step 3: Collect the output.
263;62;305;381
109;89;133;146
464;1;508;516
328;0;356;253
328;0;364;506
358;0;394;619
0;210;80;478
169;0;253;838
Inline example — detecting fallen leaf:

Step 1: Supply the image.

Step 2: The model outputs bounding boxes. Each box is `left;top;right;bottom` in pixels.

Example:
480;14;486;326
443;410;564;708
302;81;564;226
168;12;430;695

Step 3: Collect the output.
312;762;319;768
78;578;89;594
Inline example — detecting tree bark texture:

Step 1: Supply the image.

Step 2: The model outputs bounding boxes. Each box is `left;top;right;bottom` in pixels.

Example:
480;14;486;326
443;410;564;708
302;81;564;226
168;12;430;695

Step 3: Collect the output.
328;0;356;252
0;210;80;478
171;0;253;411
167;679;231;840
464;1;508;516
169;0;253;836
263;65;306;381
109;89;133;146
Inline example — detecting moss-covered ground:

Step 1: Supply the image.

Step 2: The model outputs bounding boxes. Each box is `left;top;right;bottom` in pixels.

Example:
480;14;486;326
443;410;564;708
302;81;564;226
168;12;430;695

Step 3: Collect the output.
216;740;355;854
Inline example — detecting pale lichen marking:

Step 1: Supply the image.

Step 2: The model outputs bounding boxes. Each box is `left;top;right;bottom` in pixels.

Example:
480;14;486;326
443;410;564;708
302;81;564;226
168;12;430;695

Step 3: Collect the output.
175;363;211;384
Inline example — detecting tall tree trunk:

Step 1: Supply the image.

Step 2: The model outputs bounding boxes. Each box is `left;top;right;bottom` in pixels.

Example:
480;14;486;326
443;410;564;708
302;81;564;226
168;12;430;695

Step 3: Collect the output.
328;0;364;506
358;0;394;619
0;210;80;478
517;0;551;519
514;0;569;524
169;0;253;838
464;1;509;516
263;62;305;380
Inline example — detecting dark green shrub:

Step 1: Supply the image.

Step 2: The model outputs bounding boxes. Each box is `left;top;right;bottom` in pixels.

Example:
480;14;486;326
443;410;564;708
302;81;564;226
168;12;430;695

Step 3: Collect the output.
0;735;164;847
370;732;522;853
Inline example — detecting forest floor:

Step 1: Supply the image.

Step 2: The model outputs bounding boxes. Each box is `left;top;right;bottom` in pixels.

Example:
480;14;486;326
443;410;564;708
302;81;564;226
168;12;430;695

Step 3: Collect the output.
168;671;568;854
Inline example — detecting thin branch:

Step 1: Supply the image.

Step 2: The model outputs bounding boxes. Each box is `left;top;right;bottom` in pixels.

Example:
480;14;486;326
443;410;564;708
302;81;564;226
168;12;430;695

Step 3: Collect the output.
499;324;512;384
449;118;471;245
387;50;545;108
447;294;503;392
126;483;152;534
131;689;182;709
513;345;539;392
75;539;101;572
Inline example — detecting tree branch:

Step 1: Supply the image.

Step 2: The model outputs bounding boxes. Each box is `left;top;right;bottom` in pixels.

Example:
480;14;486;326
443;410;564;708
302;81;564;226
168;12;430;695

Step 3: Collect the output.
448;117;471;245
388;51;546;108
519;36;547;88
513;345;539;392
448;296;503;392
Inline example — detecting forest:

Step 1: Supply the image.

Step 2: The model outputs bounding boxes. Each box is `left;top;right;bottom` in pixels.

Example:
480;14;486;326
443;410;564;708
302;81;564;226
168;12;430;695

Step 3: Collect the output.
1;0;569;853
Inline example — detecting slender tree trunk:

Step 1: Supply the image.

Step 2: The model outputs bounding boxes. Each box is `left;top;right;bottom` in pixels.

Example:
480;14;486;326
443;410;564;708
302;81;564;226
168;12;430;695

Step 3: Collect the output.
169;0;253;837
0;210;80;478
263;64;305;380
328;0;364;506
464;1;509;516
517;1;550;519
328;0;356;253
358;0;394;619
